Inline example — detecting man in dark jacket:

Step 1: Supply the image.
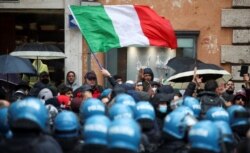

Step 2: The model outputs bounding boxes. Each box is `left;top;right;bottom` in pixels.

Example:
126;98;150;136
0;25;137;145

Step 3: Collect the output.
221;79;235;105
29;71;58;97
84;71;103;98
184;79;225;118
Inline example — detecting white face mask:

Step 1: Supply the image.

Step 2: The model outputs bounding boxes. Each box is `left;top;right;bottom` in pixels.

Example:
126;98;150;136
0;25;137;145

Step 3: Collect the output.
152;87;157;93
158;105;167;113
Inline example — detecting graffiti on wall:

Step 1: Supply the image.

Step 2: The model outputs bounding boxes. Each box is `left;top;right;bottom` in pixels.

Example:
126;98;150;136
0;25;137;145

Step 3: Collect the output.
172;0;193;8
201;35;219;54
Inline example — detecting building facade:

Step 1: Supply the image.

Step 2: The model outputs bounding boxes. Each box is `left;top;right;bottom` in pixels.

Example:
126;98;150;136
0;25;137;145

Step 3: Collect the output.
0;0;249;88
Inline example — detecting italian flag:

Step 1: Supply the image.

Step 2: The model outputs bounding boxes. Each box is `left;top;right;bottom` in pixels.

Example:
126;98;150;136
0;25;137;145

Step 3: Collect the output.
69;5;177;52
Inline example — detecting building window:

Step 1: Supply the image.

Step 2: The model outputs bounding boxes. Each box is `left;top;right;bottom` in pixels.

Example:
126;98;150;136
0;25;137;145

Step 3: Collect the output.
105;31;199;84
175;31;199;58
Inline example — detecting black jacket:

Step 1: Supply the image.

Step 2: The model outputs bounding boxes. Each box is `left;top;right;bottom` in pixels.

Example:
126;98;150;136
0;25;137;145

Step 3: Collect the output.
0;134;63;153
155;141;189;153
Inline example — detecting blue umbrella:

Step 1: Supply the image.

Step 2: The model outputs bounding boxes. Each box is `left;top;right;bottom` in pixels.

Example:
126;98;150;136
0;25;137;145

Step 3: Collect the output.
0;55;36;74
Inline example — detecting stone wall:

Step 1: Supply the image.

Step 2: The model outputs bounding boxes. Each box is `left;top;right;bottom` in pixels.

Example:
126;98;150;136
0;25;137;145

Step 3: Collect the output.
221;0;250;90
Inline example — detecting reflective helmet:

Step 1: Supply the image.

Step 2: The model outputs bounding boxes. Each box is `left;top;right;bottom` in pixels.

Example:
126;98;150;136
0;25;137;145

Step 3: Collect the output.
227;105;248;128
54;110;80;138
108;118;141;152
114;93;136;113
174;105;194;116
80;98;105;121
134;101;155;130
188;120;221;153
163;107;196;139
8;97;48;131
205;107;229;123
0;107;12;138
183;96;201;118
134;101;155;121
170;98;183;110
214;121;233;144
83;115;111;146
109;103;134;120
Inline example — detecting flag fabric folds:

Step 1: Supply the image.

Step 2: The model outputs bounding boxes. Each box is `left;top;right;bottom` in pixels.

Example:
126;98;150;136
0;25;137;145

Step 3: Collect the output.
69;5;177;53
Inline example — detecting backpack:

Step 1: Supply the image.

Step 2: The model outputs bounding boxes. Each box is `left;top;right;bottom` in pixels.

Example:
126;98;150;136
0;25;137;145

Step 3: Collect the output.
199;93;224;118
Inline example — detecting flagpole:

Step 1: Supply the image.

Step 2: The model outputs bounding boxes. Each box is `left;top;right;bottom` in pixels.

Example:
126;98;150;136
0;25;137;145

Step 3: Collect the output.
90;50;103;70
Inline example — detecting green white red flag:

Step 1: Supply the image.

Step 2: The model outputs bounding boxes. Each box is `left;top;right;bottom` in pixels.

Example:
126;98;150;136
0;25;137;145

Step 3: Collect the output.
69;5;177;52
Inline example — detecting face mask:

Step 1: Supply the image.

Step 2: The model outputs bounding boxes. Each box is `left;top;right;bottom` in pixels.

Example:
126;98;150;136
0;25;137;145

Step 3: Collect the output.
41;78;49;84
152;87;157;93
158;105;167;113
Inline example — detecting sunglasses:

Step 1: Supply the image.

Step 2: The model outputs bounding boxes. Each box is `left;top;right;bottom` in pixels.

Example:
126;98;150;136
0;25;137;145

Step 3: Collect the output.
88;77;96;80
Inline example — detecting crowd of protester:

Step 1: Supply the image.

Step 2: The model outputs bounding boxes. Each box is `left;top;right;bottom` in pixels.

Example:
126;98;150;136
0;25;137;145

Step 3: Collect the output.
0;67;250;153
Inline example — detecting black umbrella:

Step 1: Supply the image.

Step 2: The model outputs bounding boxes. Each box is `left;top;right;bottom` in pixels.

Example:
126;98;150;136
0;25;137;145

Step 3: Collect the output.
163;57;232;89
0;55;36;96
10;42;66;60
0;73;21;86
0;55;36;74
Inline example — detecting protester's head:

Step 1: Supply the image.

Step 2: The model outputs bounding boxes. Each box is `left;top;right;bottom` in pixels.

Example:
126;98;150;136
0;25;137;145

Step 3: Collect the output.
58;84;73;101
39;71;50;84
57;95;71;110
204;80;218;92
110;84;126;100
66;71;76;85
233;89;247;106
12;89;26;102
71;97;82;114
135;81;143;91
8;97;49;133
224;79;235;94
78;84;93;101
15;80;30;93
152;93;174;115
150;81;161;94
113;74;123;84
143;68;154;82
157;85;174;94
38;88;53;104
84;71;97;87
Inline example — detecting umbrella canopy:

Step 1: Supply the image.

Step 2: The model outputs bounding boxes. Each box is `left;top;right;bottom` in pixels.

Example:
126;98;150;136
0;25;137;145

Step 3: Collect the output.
163;57;232;89
0;73;21;88
0;55;37;74
10;42;66;60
